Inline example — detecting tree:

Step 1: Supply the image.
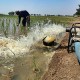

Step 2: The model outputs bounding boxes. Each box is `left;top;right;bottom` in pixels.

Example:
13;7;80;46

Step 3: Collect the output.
8;11;14;15
75;5;80;16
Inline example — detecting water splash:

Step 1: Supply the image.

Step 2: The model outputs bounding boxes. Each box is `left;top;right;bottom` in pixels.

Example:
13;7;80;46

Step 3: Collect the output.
0;23;66;80
20;23;66;47
0;23;66;58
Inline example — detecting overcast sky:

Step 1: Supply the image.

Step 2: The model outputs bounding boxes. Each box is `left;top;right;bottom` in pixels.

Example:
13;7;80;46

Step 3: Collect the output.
0;0;80;15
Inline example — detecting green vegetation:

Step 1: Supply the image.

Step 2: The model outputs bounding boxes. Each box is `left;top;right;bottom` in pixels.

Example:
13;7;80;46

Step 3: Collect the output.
74;5;80;16
30;16;75;26
0;15;76;38
0;15;75;26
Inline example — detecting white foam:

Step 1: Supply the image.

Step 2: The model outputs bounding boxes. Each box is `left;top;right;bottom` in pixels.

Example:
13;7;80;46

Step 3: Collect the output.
0;37;29;58
0;23;66;58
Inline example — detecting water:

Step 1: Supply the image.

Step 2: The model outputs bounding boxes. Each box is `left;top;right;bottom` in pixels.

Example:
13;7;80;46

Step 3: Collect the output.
0;21;66;80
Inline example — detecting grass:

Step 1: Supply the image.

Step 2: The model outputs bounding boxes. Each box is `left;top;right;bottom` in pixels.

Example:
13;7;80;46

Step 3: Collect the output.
0;15;75;25
0;15;76;38
30;16;75;26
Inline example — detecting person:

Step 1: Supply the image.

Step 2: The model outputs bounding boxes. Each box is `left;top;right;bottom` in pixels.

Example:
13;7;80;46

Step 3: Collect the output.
15;10;30;35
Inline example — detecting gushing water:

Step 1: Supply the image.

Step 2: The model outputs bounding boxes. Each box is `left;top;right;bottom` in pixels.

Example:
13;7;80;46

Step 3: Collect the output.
0;23;66;80
0;23;65;58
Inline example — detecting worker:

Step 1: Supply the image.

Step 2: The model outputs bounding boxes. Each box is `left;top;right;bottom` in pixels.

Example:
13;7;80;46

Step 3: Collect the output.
15;10;30;35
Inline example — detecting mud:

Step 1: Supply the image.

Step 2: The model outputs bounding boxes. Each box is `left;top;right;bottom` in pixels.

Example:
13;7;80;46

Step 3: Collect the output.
42;33;80;80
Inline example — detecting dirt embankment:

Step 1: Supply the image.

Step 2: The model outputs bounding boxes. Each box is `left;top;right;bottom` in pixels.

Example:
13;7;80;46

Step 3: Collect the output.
42;31;80;80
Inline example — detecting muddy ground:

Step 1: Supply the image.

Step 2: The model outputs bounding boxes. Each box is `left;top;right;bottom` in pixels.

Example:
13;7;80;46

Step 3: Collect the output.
42;32;80;80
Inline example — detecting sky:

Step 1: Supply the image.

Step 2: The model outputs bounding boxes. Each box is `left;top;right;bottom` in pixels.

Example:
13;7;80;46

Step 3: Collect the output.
0;0;80;15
